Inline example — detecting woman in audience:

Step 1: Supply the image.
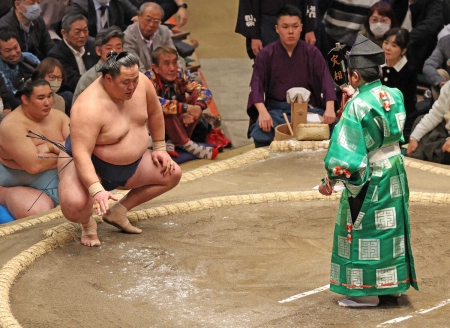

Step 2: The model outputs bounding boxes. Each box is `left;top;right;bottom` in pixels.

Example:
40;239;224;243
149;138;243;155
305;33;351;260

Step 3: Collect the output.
35;58;67;113
362;1;398;47
381;27;417;141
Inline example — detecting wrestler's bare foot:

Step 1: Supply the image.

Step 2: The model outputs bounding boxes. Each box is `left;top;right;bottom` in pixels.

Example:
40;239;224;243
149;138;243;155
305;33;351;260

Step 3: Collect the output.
81;217;101;247
103;202;142;234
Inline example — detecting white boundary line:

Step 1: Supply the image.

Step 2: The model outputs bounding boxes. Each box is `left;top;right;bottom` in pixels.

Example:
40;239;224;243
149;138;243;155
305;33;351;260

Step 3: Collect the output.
377;298;450;327
278;285;330;303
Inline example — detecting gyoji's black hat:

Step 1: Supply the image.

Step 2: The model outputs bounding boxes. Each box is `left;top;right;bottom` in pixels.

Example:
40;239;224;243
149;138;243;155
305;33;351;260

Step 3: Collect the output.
347;34;385;69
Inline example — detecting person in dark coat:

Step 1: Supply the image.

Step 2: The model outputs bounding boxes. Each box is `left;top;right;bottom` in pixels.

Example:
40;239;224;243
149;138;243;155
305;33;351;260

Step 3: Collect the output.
47;14;99;93
235;0;317;59
68;0;138;37
0;1;54;61
409;0;444;74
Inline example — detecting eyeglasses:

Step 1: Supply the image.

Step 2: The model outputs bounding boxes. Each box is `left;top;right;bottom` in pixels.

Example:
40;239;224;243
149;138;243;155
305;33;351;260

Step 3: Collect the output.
46;75;63;81
144;18;161;25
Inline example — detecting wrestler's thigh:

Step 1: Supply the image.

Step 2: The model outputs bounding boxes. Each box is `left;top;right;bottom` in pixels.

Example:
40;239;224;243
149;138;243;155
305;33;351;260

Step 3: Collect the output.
5;186;54;219
57;157;90;209
123;150;181;189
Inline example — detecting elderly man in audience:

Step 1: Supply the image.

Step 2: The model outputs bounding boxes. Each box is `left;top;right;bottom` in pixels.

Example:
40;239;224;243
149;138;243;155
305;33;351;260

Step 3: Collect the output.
0;0;54;60
68;0;138;37
47;14;99;94
73;26;124;103
0;27;40;111
147;46;217;160
123;2;176;72
0;77;70;219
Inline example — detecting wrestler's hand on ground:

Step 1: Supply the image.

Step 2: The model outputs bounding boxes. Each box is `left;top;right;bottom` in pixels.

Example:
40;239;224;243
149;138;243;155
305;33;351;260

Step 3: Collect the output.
251;39;263;57
442;139;450;153
258;111;273;133
151;150;176;176
322;108;336;125
92;190;118;216
305;31;316;45
406;138;418;155
318;183;333;196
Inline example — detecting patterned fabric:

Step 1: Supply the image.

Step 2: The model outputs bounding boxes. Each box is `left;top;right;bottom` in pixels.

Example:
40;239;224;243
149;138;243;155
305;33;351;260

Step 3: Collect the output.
324;80;418;297
146;69;212;115
0;53;40;94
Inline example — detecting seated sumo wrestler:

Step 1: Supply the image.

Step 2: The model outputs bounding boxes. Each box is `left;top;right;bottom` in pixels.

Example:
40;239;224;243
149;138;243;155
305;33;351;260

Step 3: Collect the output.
0;77;70;219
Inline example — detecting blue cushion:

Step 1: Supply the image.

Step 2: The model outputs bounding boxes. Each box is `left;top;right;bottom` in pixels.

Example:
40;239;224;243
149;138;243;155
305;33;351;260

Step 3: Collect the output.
0;205;15;224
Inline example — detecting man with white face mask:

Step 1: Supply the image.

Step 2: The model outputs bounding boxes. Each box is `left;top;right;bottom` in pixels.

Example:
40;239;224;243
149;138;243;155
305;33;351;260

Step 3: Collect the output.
69;0;138;37
0;0;54;60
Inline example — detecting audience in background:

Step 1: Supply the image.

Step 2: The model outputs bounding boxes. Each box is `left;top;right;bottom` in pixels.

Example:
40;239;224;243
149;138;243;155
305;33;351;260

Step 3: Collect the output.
73;25;124;103
47;14;99;95
35;57;68;113
0;0;54;60
362;1;398;47
381;27;417;141
0;27;39;111
68;0;138;37
123;2;175;72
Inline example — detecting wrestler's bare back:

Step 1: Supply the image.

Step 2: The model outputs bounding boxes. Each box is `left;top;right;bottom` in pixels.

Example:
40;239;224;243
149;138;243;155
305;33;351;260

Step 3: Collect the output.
71;71;154;166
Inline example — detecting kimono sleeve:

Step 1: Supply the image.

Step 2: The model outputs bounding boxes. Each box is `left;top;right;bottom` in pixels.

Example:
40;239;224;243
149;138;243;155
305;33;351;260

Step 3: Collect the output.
324;102;370;196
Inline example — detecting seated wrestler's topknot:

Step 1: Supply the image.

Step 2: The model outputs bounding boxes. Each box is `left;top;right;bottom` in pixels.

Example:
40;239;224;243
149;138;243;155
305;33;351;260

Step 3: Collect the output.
97;51;140;77
15;71;50;99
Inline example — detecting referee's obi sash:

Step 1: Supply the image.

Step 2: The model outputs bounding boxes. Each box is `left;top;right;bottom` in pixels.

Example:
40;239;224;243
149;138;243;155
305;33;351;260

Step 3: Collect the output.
368;144;401;163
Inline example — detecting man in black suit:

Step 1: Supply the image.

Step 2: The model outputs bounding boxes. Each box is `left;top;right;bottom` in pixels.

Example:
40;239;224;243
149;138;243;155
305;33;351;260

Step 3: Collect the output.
68;0;138;38
47;14;99;94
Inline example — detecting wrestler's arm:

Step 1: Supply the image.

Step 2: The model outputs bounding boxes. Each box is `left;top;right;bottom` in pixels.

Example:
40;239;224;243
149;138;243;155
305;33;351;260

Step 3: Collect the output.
0;121;58;174
70;99;104;189
142;72;174;173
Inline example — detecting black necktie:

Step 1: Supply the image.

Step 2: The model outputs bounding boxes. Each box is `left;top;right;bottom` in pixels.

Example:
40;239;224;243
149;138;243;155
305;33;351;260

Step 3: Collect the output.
100;5;108;29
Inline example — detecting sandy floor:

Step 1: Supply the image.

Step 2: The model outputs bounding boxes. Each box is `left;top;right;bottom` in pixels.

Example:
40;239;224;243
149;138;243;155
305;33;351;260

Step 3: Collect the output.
3;149;450;328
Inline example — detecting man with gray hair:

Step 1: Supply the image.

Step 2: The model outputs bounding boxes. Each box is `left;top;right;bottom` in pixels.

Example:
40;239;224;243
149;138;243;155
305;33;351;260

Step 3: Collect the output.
73;25;124;103
123;2;176;72
58;51;181;247
47;13;99;93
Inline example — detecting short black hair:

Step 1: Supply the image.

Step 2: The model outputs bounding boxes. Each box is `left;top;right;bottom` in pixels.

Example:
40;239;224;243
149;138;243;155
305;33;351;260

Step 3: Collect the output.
349;67;381;83
98;51;140;78
61;13;88;33
0;27;19;44
276;5;302;22
383;27;410;50
94;25;124;48
16;73;51;99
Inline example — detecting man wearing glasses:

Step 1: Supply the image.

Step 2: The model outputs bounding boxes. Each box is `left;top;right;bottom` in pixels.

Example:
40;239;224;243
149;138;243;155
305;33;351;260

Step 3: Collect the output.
47;13;99;94
123;2;176;72
58;51;181;247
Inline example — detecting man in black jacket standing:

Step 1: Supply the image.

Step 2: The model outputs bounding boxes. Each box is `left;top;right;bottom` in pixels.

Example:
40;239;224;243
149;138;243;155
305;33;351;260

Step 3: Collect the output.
47;14;99;94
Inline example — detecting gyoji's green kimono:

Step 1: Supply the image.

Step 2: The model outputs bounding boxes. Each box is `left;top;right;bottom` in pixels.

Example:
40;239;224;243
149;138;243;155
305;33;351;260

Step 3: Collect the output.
324;80;418;297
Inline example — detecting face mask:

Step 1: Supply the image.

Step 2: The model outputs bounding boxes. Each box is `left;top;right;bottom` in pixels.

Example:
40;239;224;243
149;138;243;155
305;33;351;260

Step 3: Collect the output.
49;80;61;93
18;3;41;21
0;98;3;114
97;0;110;5
370;22;390;39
